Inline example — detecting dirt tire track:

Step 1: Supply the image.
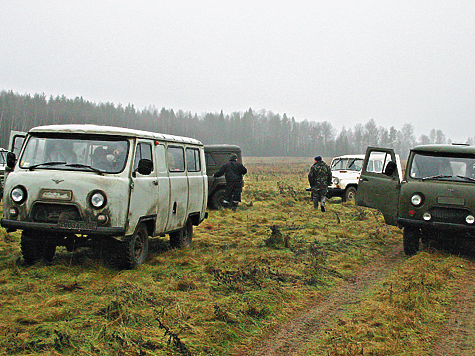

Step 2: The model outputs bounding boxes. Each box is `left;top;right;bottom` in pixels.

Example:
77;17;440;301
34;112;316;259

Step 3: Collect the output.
430;259;475;356
248;242;405;356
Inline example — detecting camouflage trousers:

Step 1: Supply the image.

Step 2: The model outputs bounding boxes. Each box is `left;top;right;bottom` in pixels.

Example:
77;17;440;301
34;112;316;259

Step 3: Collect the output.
310;186;328;208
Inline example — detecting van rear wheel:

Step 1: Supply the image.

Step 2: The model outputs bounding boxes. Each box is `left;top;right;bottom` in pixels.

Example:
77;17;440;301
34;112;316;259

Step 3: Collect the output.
120;223;149;269
170;220;193;248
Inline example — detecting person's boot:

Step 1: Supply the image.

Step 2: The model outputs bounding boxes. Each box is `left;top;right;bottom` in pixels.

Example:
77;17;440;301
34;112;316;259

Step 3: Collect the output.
321;204;325;212
232;201;239;211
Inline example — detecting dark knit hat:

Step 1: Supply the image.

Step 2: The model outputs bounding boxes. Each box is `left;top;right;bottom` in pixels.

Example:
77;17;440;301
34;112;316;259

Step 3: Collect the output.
314;156;322;161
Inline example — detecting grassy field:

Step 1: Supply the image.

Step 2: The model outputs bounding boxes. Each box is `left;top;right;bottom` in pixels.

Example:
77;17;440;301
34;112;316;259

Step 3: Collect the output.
0;157;472;355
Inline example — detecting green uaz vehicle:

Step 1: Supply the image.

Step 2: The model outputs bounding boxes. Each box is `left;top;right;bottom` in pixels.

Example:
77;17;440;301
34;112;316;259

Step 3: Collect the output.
356;144;475;256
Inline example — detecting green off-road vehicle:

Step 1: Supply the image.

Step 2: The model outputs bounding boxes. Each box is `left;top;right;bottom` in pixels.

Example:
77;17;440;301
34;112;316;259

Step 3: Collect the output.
356;144;475;256
204;144;242;209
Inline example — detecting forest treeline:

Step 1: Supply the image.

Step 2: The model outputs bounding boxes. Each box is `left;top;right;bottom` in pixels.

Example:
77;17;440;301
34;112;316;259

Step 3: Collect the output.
0;90;468;158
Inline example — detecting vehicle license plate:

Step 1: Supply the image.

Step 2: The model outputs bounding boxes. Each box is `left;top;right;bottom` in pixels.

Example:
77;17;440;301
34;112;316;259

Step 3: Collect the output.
58;220;97;230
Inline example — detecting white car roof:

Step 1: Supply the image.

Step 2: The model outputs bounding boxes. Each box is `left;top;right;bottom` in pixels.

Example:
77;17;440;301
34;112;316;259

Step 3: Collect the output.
332;154;365;160
29;124;203;145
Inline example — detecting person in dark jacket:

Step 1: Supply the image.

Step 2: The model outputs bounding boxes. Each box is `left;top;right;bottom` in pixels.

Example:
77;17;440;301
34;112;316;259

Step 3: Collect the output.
214;153;247;210
308;156;332;212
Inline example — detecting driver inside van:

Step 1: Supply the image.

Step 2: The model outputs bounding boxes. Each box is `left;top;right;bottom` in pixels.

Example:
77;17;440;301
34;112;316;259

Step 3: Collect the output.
46;140;77;163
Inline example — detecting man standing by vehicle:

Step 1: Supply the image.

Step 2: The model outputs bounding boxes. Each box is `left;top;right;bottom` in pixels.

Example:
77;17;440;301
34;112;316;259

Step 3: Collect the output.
308;156;332;212
214;153;247;211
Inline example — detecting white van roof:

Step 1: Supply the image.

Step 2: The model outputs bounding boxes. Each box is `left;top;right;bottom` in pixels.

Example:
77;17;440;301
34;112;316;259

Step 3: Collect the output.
28;124;203;145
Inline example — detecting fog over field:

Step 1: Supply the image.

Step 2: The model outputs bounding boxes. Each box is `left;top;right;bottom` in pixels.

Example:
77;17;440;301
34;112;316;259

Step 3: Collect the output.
1;1;474;142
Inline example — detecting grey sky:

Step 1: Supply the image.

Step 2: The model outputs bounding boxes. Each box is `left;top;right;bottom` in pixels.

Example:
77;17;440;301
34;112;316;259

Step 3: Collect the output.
1;1;474;142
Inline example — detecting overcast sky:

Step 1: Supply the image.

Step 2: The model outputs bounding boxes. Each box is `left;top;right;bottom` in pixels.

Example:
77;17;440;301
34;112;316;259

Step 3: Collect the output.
1;1;474;142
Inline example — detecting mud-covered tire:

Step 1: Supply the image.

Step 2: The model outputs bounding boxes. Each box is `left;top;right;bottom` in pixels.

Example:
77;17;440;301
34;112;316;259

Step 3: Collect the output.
210;188;227;210
403;226;421;256
120;223;149;269
170;220;193;248
344;187;357;202
21;230;57;265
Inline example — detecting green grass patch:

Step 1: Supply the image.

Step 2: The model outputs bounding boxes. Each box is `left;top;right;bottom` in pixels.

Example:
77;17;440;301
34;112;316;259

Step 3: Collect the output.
0;158;424;355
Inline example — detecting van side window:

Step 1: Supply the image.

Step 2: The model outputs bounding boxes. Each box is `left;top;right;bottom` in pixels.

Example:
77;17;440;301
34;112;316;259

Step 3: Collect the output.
155;144;167;173
168;146;185;172
133;142;153;172
186;147;201;172
205;152;216;166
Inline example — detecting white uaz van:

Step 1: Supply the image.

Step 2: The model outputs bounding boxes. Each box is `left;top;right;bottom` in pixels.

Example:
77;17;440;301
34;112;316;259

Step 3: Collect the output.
1;125;208;268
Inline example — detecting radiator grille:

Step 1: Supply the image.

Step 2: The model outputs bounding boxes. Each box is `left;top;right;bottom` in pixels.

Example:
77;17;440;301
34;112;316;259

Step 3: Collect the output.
429;207;469;224
31;203;81;223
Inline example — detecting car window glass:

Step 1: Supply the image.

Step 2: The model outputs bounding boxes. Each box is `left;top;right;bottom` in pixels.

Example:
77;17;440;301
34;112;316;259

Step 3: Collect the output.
168;146;185;172
20;136;129;173
155;144;167;173
186;147;201;172
367;153;388;173
205;152;216;166
331;158;346;170
133;142;153;172
347;158;363;171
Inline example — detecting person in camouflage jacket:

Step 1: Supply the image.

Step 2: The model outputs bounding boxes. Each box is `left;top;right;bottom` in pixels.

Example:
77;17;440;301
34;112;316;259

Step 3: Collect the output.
308;156;332;212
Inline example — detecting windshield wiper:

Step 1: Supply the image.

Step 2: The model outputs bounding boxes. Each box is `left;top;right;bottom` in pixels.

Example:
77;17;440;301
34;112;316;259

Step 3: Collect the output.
65;163;104;174
456;175;475;182
421;175;453;181
28;161;66;170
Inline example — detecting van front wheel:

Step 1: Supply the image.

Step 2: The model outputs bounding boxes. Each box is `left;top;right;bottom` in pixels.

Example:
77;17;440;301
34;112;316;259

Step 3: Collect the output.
170;220;193;248
21;231;56;265
120;223;149;269
403;226;420;256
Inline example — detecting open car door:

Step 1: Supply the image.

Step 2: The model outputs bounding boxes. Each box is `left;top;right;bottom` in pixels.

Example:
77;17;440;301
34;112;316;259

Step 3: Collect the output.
9;131;26;156
355;147;401;226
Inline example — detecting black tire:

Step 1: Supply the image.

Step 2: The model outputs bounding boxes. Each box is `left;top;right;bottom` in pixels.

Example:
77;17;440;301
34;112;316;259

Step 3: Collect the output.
21;230;57;265
403;226;421;256
170;219;193;248
120;223;149;269
210;188;227;210
344;187;357;202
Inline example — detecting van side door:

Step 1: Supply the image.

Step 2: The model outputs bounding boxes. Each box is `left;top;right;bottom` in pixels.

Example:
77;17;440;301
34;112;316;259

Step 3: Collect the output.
355;147;400;226
128;140;158;234
166;145;188;231
186;147;206;214
154;143;170;234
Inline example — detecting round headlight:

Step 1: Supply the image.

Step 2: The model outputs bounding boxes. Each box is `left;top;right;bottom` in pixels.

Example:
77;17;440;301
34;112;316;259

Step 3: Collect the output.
332;177;340;185
90;191;107;209
466;215;475;224
411;194;423;206
11;186;27;204
423;212;432;221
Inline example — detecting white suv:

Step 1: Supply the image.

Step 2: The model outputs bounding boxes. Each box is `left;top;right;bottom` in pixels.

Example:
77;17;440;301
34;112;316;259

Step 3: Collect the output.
327;154;392;202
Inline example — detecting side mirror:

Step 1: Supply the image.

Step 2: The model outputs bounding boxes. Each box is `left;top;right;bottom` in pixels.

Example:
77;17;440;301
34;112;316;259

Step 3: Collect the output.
384;161;397;176
136;158;153;176
6;152;16;169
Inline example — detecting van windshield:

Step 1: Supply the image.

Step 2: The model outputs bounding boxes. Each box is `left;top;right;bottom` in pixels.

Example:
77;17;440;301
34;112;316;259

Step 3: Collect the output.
331;158;363;171
19;136;129;174
409;152;475;182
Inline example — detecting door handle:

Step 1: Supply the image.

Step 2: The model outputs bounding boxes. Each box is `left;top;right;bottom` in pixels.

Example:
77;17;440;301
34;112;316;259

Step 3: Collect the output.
152;180;158;186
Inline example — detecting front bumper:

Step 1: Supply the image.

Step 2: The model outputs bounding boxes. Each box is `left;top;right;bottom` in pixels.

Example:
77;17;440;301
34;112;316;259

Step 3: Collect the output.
398;218;475;233
327;188;344;198
1;218;125;237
